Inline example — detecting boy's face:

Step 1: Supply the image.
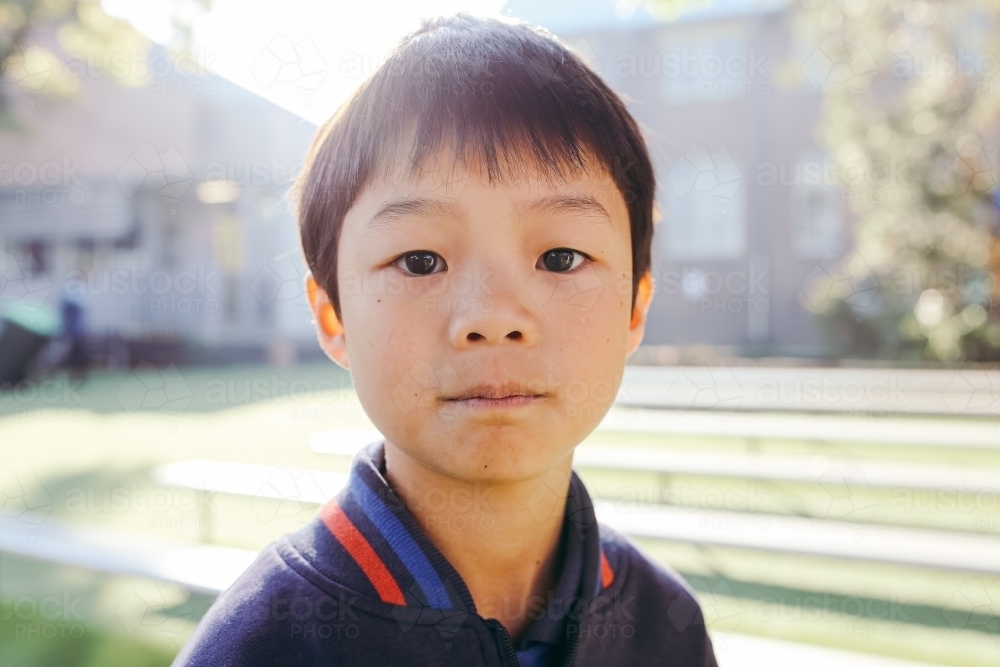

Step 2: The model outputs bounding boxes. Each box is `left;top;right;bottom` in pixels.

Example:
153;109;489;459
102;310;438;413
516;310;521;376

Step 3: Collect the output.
307;150;653;483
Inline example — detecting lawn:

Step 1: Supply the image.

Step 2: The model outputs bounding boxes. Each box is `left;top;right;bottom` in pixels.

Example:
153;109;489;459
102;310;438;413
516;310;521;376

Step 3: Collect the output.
1;362;998;666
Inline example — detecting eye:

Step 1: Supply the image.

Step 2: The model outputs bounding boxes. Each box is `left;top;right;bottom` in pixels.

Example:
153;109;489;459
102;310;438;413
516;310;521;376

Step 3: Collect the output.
395;251;446;275
538;248;588;273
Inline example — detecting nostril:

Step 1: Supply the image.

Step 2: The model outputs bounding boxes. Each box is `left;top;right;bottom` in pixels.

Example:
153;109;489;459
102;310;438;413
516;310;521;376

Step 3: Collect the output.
467;332;484;341
507;331;522;340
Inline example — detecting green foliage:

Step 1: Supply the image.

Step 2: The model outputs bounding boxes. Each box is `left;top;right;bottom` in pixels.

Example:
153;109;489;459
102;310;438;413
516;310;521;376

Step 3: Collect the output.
0;0;211;127
637;0;712;21
791;0;1000;362
645;0;1000;361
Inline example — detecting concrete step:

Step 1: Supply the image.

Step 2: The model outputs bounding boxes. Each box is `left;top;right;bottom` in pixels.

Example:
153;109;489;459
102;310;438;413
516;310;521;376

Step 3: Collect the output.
153;459;1000;575
618;365;1000;418
0;514;952;667
712;632;944;667
599;406;1000;449
595;500;1000;575
0;513;257;595
574;446;1000;493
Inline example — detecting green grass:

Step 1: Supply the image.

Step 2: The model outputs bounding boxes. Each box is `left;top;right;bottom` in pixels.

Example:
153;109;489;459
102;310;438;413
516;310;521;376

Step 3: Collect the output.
631;539;1000;667
0;553;214;667
1;361;999;665
0;623;177;667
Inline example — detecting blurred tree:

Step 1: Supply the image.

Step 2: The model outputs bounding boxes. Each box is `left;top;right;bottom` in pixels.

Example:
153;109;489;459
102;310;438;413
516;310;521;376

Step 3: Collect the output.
646;0;1000;362
0;0;211;130
636;0;711;21
789;0;1000;362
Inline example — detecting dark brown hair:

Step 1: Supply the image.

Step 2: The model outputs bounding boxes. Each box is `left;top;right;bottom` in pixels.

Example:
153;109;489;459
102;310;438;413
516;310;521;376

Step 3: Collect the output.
294;13;655;322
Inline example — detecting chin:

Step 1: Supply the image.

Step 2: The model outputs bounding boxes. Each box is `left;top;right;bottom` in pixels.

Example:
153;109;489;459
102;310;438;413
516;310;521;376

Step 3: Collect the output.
426;432;560;484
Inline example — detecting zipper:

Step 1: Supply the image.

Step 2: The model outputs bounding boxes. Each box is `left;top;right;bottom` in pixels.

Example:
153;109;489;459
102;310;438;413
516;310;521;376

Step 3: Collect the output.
484;618;520;667
560;618;581;667
482;616;582;667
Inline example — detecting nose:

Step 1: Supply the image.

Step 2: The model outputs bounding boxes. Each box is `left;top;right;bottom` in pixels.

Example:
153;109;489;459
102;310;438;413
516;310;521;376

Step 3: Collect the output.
446;265;538;349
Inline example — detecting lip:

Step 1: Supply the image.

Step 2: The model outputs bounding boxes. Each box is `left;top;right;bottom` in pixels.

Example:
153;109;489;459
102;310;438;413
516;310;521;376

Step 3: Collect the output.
443;382;547;409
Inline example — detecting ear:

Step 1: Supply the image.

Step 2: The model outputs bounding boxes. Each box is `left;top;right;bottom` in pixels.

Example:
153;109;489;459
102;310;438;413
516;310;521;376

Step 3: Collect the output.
626;271;654;357
305;273;350;370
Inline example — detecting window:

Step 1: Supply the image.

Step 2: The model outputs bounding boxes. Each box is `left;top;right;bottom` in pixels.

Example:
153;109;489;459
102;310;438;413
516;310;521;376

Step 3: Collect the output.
661;144;746;261
788;154;843;259
659;25;754;104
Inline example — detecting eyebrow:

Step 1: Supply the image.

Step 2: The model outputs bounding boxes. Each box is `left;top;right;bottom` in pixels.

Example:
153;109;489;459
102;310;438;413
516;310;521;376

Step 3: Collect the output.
513;194;612;223
365;197;465;232
363;193;613;233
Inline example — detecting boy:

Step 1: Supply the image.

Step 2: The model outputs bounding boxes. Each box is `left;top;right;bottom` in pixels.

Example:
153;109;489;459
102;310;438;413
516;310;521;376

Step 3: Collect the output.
173;13;717;667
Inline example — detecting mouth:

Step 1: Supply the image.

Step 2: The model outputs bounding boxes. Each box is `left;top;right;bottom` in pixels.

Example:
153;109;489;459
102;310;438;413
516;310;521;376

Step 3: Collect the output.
443;381;547;409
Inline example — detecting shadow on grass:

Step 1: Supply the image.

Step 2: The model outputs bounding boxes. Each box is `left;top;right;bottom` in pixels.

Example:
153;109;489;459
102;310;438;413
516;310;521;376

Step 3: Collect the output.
682;571;1000;637
0;362;353;418
36;465;164;523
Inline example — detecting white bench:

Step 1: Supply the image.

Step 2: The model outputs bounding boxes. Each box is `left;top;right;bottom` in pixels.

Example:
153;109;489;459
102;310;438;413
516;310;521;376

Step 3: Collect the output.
618;365;1000;417
0;513;257;596
711;632;941;667
573;447;1000;494
595;501;1000;576
309;407;1000;451
0;515;940;667
0;457;973;667
153;459;348;505
151;457;1000;576
308;429;1000;493
597;407;1000;449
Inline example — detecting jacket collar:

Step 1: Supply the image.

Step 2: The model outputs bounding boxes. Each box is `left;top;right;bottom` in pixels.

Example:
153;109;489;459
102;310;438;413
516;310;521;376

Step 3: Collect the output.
315;439;612;614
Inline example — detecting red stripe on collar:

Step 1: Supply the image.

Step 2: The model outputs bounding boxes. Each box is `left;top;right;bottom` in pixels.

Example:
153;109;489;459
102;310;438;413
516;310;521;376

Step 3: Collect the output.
599;549;614;590
319;498;407;605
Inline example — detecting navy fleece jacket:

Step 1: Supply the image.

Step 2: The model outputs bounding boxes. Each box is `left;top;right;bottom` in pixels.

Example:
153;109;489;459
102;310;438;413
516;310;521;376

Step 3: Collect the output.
172;441;718;666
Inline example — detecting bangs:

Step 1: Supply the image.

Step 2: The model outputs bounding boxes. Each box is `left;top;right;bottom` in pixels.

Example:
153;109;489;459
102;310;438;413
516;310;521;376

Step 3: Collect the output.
373;116;597;191
338;17;632;189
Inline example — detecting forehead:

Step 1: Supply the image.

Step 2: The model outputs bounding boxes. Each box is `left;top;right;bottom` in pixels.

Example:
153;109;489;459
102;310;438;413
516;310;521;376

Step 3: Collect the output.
353;142;630;226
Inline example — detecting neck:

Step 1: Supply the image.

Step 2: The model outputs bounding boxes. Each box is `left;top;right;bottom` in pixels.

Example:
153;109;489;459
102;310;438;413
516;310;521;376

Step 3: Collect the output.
382;440;573;641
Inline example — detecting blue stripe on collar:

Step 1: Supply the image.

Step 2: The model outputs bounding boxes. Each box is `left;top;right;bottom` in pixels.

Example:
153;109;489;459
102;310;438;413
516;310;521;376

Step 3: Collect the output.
322;439;607;617
350;472;454;610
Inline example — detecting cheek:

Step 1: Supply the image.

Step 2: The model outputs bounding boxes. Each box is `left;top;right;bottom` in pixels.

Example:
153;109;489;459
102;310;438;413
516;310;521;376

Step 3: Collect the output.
541;275;630;401
342;287;444;422
538;267;631;347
